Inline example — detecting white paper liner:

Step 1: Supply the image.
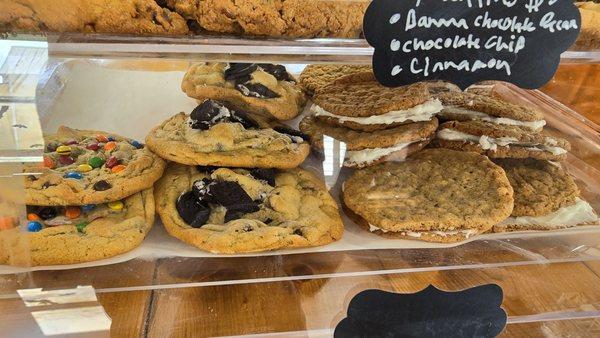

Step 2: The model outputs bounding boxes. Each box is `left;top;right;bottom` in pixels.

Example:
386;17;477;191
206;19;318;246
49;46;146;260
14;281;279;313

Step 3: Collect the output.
2;60;597;274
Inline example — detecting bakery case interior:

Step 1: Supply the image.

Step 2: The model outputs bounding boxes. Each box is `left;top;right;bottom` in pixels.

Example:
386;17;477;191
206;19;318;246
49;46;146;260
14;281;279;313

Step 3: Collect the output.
1;2;600;337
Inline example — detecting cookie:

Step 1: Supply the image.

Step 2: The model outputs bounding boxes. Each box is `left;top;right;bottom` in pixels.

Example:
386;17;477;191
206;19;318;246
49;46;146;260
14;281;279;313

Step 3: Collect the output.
155;163;344;253
434;120;570;161
344;204;485;243
181;63;306;121
0;189;154;266
493;198;598;232
437;92;546;131
342;149;514;239
24;126;165;206
573;2;600;50
311;81;442;132
299;116;438;168
145;100;310;168
299;64;373;96
166;0;368;38
494;159;579;217
0;0;188;35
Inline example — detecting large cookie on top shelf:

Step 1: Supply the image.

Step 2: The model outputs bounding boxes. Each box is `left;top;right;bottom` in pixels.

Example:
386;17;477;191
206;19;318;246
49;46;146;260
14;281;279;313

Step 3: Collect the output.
342;149;514;242
155;163;343;254
24;126;165;206
0;0;188;35
0;189;154;266
181;63;306;121
145;100;310;168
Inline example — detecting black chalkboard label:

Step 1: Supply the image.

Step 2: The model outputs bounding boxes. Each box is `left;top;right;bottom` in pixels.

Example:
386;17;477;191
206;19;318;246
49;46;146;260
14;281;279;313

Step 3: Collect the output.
364;0;581;89
334;284;507;338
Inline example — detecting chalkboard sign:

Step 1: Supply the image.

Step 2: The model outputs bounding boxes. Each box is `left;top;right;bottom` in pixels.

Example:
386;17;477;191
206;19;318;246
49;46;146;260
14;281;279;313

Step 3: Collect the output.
334;285;507;338
364;0;581;89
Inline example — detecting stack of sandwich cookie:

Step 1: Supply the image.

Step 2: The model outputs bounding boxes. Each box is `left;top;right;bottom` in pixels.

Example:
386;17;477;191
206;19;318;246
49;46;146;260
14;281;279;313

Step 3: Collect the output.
300;78;442;167
493;159;598;232
342;149;514;243
146;99;310;168
155;163;344;253
181;62;306;120
15;126;163;266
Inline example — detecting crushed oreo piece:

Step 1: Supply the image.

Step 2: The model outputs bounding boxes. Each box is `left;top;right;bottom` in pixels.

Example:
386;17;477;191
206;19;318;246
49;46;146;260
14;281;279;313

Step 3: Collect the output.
196;165;220;174
210;181;255;208
176;191;210;228
236;83;279;99
273;126;310;143
189;99;232;130
192;178;216;203
230;110;260;129
224;63;258;82
258;64;295;82
224;203;260;222
250;168;276;186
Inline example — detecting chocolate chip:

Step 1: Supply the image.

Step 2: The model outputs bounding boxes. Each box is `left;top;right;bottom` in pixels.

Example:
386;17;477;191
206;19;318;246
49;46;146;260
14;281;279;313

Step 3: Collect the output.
230;110;260;129
27;175;38;181
250;168;276;186
236;83;279;99
42;182;54;189
273;126;310;143
189;100;232;130
293;228;303;236
38;206;57;220
258;64;294;82
93;180;112;191
176;191;210;228
224;63;258;82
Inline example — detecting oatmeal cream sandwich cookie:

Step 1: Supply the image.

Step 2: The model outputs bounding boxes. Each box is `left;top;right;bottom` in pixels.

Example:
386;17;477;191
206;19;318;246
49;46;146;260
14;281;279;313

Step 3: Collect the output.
493;159;598;232
437;91;546;131
342;149;514;243
155;163;344;253
146;99;310;168
182;62;306;121
24;126;165;206
0;189;154;266
299;64;373;96
310;80;442;132
299;116;438;168
434;120;570;161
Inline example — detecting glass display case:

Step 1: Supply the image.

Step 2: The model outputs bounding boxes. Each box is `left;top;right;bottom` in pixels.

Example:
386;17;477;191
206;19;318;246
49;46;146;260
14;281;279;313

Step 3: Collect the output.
1;5;600;335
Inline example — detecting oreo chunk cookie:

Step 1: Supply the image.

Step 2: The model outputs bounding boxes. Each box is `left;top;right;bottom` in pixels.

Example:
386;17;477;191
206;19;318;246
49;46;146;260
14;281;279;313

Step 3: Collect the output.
189;99;260;130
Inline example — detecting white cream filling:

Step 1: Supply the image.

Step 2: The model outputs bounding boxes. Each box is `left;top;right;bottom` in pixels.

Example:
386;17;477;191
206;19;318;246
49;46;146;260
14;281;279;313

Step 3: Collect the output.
311;99;442;125
344;140;422;166
368;224;480;238
499;198;599;228
442;106;546;131
436;129;567;155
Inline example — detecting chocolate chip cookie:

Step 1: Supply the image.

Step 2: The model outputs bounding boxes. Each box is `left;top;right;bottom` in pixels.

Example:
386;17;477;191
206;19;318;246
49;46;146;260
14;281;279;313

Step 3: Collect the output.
0;189;154;266
342;149;514;243
182;63;306;121
146;100;310;168
155;163;344;253
24;126;165;206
